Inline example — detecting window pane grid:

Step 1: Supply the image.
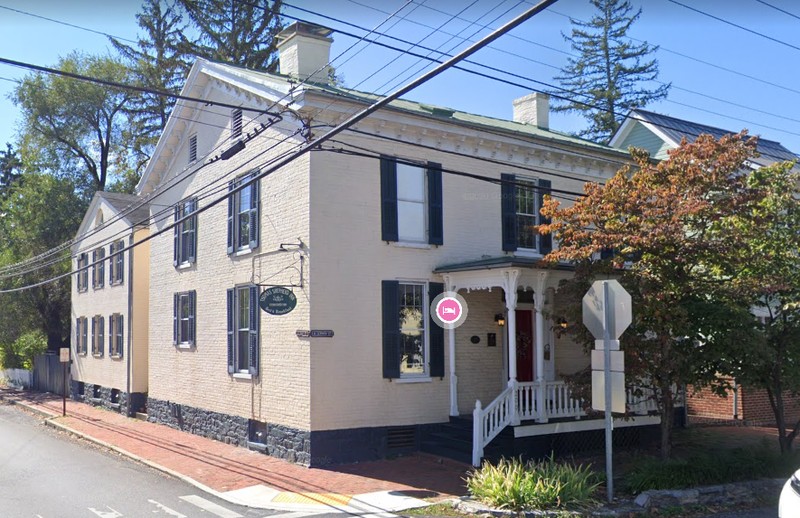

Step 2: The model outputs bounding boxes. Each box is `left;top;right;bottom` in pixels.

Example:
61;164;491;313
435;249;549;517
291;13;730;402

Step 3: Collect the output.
515;179;540;250
398;283;426;375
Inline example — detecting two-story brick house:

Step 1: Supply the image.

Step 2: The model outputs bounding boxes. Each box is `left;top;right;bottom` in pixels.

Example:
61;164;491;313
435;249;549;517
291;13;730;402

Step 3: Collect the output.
88;22;665;467
71;191;150;416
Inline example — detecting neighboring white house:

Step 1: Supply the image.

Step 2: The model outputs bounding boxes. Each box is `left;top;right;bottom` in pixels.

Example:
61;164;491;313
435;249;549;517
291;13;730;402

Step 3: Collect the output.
71;191;150;416
130;22;665;467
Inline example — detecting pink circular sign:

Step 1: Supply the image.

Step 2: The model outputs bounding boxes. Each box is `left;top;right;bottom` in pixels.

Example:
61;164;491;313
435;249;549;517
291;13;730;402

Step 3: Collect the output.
436;297;463;324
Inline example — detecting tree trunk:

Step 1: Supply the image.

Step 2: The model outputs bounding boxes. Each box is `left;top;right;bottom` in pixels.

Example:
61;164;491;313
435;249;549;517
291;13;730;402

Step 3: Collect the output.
769;385;792;453
660;383;674;460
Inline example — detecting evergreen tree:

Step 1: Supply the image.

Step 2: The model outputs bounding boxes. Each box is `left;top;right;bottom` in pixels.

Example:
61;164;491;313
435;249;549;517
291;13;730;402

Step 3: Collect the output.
110;0;188;169
551;0;669;143
177;0;284;71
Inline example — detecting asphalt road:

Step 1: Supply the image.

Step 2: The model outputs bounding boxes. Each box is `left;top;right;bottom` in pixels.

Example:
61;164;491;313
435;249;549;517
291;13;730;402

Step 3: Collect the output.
703;508;777;518
0;401;339;518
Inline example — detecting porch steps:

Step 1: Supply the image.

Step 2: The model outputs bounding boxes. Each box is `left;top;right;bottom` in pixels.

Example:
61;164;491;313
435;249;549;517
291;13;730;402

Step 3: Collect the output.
421;416;514;464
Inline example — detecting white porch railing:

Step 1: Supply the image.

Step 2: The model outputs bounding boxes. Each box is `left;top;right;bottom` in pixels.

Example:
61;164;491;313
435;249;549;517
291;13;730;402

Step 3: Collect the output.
517;380;585;421
472;381;675;466
472;385;514;467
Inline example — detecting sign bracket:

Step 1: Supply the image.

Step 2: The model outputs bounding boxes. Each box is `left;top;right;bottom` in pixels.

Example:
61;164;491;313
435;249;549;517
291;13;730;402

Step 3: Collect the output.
256;255;304;289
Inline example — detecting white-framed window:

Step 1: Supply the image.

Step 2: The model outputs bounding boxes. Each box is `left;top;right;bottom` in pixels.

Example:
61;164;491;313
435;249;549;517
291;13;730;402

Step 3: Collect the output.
92;248;105;289
226;285;259;376
231;108;243;139
188;134;197;163
75;316;88;355
396;163;427;243
109;240;124;285
76;253;88;292
173;291;196;347
398;282;427;377
91;315;104;357
227;171;259;254
515;177;540;250
174;198;197;266
109;313;124;358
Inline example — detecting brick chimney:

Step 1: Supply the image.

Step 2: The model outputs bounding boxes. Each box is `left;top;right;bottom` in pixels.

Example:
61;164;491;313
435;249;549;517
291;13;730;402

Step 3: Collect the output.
276;22;334;84
512;92;550;130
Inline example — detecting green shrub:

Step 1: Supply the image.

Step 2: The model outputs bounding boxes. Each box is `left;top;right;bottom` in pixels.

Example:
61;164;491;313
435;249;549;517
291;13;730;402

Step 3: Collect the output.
626;444;800;493
0;331;47;370
466;456;601;511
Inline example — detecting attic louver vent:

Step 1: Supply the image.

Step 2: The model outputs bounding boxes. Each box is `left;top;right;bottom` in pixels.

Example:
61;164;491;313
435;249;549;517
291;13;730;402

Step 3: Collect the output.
232;109;243;139
188;134;197;163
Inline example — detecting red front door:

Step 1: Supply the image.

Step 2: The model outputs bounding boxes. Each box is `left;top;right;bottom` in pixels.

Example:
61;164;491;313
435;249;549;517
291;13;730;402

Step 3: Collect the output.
515;310;534;382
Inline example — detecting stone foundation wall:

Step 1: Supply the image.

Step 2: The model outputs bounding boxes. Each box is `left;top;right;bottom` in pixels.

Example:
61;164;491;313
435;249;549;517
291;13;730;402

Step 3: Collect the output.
69;380;144;416
266;423;311;465
147;398;249;446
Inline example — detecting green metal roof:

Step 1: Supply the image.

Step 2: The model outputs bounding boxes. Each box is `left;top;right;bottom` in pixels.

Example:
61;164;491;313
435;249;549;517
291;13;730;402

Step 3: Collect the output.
213;62;629;159
434;255;573;273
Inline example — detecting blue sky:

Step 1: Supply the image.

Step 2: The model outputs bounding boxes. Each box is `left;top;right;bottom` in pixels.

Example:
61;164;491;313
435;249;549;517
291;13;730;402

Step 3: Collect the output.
0;0;798;155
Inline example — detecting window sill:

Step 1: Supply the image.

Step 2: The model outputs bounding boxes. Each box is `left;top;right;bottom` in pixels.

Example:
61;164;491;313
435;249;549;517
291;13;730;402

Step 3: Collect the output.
394;376;432;384
109;281;124;287
110;354;123;361
234;248;255;257
232;372;253;380
92;286;105;291
176;343;195;350
92;354;104;359
392;241;431;250
176;262;195;271
513;249;543;258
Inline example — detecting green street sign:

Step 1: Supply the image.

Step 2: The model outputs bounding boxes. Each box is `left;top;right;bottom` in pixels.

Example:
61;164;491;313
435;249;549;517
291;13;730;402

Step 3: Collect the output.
259;287;297;315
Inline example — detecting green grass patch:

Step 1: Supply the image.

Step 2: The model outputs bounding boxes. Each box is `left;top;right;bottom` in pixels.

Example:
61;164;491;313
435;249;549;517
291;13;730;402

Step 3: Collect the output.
625;443;799;493
465;456;601;512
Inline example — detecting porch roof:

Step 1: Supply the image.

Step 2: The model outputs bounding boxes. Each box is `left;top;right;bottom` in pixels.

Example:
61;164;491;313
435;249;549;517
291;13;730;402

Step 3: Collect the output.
433;255;573;273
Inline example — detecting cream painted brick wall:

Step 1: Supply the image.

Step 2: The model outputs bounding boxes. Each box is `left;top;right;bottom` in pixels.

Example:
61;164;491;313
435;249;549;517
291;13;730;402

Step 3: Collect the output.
307;126;607;430
72;201;137;391
147;87;312;431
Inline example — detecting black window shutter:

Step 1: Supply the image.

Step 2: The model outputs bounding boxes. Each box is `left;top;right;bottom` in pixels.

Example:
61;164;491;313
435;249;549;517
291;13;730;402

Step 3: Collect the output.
118;315;124;358
380;157;398;242
249;175;260;250
75;318;80;353
227;182;235;255
99;316;104;356
91;317;95;353
173;205;180;265
173;293;178;345
427;163;443;245
188;290;196;345
92;251;97;287
248;285;260;376
501;173;517;251
226;288;235;373
82;318;87;354
382;280;400;379
119;242;125;284
109;242;115;284
537;179;552;255
428;282;445;378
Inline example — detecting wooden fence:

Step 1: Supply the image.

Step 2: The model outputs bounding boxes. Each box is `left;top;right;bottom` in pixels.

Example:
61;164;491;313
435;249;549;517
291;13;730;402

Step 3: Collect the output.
33;353;69;395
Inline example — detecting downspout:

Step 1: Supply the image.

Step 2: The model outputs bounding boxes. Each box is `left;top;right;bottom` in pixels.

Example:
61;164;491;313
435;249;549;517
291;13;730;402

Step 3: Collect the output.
126;231;134;415
733;380;739;420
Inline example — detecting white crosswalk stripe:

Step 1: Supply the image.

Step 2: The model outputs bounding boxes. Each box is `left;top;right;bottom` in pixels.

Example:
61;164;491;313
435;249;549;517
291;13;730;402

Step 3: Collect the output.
179;494;243;517
148;499;187;517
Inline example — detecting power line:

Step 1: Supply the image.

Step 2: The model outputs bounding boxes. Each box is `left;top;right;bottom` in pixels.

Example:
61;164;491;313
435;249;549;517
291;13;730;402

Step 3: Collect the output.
667;0;800;52
0;0;559;293
0;55;283;118
755;0;800;21
0;4;138;44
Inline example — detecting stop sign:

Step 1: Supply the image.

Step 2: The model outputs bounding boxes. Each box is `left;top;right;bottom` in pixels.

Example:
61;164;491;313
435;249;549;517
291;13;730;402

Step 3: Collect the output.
582;280;631;339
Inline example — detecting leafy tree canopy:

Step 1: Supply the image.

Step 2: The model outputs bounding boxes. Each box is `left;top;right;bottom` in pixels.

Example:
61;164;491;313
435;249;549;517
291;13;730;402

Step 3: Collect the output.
12;52;136;195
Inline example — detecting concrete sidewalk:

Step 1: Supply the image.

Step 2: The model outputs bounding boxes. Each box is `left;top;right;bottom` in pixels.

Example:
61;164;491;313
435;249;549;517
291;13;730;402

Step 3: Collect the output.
0;389;468;514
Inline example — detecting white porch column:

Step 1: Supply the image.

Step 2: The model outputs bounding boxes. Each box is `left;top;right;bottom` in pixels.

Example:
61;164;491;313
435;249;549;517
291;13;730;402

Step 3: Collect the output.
534;271;549;423
503;270;520;425
444;275;459;417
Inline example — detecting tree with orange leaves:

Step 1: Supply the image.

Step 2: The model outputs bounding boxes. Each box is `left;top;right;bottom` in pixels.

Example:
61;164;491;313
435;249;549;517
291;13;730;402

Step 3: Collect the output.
538;132;785;458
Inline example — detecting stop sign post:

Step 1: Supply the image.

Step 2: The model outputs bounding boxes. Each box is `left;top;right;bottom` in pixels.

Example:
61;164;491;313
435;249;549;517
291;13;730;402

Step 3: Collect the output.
582;279;632;504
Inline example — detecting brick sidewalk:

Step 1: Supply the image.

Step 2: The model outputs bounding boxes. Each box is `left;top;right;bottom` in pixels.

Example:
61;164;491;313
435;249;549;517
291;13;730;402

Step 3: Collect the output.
0;390;468;505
